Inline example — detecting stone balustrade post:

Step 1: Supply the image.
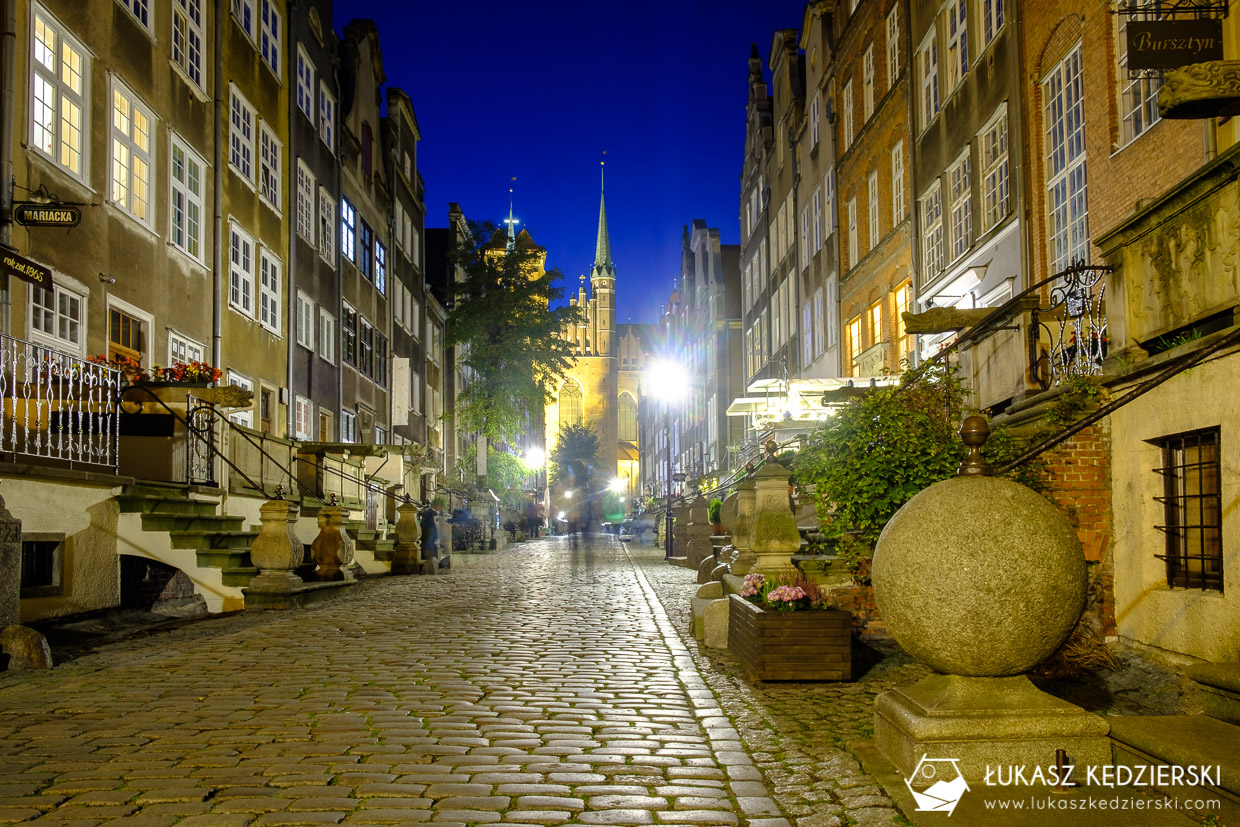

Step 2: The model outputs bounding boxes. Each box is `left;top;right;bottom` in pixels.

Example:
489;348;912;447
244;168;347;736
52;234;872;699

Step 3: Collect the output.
728;478;758;575
0;495;20;630
672;501;691;559
391;500;422;575
247;498;304;595
749;463;800;574
310;499;355;581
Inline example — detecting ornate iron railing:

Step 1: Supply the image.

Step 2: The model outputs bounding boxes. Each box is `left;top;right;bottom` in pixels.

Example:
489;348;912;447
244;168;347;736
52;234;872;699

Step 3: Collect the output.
0;334;121;472
185;393;217;485
1035;261;1110;383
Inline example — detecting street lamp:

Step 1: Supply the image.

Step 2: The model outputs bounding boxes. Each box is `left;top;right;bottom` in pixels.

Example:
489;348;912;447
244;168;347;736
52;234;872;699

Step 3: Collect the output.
647;358;687;559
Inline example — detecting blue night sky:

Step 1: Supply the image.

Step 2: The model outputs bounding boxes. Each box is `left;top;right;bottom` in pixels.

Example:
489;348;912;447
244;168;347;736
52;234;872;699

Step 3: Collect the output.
335;1;810;324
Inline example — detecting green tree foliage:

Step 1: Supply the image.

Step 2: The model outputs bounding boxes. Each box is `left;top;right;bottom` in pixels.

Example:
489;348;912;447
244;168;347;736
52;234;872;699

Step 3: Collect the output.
454;443;530;507
549;423;599;489
445;222;583;441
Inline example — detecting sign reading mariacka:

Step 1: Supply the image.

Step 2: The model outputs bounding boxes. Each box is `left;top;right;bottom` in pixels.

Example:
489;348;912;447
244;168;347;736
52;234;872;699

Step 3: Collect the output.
1127;19;1224;71
14;203;81;227
0;250;50;288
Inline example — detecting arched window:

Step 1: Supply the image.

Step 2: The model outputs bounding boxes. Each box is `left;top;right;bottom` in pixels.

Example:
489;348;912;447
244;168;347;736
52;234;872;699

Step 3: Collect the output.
558;381;583;428
618;392;638;442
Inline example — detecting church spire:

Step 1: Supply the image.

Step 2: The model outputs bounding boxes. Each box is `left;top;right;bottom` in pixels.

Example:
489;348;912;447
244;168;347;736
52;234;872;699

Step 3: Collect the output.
503;178;519;253
593;158;614;273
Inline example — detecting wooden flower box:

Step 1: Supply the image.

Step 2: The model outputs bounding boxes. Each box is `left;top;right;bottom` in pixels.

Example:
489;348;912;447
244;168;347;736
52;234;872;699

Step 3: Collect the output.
727;593;852;681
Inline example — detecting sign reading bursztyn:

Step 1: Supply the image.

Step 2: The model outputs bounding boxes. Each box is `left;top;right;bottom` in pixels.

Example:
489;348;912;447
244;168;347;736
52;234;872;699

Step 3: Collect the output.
0;249;50;288
1126;19;1224;71
14;203;82;227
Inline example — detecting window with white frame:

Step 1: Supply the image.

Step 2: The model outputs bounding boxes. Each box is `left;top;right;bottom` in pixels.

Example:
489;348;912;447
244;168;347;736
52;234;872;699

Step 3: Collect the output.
919;183;944;284
226;370;253;427
340;410;356;442
981;0;1005;48
800;206;810;270
869;300;885;346
1043;45;1088;273
228;221;254;315
318;308;335;363
842;79;854;148
410;368;422;414
30;281;84;355
980;108;1009;231
845;316;861;374
231;0;255;40
31;6;88;181
341;199;356;262
170;134;204;261
824;169;836;233
259;249;281;334
847;197;858;268
801;304;813;367
259;123;281;209
118;0;151;30
894;282;914;364
1116;6;1161;145
296;46;314;118
813;288;826;359
229;86;255;183
318;188;335;262
168;331;205;364
375;241;387;295
296;161;313;240
918;36;939;129
319;83;335;151
772;280;783;345
945;0;968;93
110;80;154;225
826;274;839;348
342;304;357;366
411;296;421;337
294;396;313;440
259;0;280;75
867;171;880;250
886;4;900;82
295;291;313;350
891;140;906;224
812;187;823;253
172;0;203;88
948;152;972;259
811;94;820;146
863;44;875;121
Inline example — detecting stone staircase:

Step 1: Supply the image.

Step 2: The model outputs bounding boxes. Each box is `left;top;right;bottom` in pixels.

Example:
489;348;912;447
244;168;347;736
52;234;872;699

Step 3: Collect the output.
344;518;395;565
115;482;259;611
1108;663;1240;822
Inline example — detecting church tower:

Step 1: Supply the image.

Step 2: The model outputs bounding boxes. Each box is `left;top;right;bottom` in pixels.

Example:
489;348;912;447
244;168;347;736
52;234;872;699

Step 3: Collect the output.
591;165;617;357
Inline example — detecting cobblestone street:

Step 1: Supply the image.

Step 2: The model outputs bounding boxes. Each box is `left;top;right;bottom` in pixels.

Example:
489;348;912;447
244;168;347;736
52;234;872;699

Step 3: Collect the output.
0;537;910;827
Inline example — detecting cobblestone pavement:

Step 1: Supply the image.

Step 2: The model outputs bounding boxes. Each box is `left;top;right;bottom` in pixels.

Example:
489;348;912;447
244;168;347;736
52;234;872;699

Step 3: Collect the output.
631;547;928;827
0;537;800;826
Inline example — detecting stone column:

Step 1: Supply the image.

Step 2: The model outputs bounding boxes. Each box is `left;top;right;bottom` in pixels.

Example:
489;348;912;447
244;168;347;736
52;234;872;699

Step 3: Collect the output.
672;501;691;559
748;463;801;574
247;498;304;595
390;500;422;575
728;479;758;575
685;495;714;575
0;495;21;630
310;500;355;581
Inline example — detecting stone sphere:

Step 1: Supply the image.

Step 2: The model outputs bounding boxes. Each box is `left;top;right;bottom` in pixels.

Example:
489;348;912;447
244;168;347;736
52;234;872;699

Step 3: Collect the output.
872;475;1086;677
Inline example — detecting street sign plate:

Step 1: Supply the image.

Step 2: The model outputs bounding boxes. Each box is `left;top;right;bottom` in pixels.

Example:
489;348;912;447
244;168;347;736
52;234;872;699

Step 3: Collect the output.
672;472;687;482
0;249;50;288
15;203;82;227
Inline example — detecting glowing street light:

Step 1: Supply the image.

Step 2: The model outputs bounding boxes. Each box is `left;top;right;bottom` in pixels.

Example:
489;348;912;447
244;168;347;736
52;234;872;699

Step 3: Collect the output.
524;447;545;469
646;358;687;559
608;477;627;494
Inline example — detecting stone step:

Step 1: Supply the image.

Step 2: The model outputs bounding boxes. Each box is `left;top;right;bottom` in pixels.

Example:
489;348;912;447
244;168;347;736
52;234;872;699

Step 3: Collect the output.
116;496;219;517
221;566;258;587
1109;714;1240;824
196;548;253;571
141;513;246;533
168;530;258;550
1186;663;1240;725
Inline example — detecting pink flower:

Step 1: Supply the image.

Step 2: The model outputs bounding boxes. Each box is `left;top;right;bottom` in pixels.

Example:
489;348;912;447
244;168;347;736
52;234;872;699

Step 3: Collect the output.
766;585;807;604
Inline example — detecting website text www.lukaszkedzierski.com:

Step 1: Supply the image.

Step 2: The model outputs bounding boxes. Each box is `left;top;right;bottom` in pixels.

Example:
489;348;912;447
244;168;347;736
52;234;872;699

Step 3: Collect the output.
985;796;1222;812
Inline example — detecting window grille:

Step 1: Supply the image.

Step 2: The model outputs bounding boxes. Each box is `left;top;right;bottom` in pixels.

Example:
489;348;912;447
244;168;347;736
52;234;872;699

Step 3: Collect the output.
1153;428;1223;591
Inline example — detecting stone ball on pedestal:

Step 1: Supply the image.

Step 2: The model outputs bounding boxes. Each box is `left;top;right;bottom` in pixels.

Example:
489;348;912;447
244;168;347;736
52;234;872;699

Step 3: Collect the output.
872;469;1086;678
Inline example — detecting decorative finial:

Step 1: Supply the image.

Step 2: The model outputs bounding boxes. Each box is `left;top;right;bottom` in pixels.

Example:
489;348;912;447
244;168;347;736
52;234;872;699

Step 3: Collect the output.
957;415;994;477
273;484;285;500
329;492;338;506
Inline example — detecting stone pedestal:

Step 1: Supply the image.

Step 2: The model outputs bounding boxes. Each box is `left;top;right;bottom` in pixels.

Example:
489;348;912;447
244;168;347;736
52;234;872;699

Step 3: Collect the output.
245;499;357;609
311;503;355;581
748;463;800;574
725;481;757;575
684;495;713;569
0;496;21;630
875;674;1110;779
672;502;690;560
390;501;422;575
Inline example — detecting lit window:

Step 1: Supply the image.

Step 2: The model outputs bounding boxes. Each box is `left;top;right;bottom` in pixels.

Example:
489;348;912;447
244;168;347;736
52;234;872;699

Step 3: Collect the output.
894;282;914;364
980;108;1009;230
619;393;637;442
109;306;146;364
318;189;335;262
1153;428;1222;592
919;183;944;285
229;86;255;183
171;0;203;88
259;0;281;76
31;6;88;180
1116;4;1161;145
30;282;84;355
376;241;387;295
318;309;335;364
170;134;204;261
110;81;154;225
948;152;972;259
296;161;314;241
341;200;356;262
846;316;862;375
1043;45;1089;272
229;221;255;316
869;300;885;346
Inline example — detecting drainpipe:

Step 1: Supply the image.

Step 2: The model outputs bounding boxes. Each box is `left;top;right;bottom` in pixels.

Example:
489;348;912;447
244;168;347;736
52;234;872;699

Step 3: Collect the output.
211;0;224;367
335;60;343;443
0;0;17;334
286;2;298;438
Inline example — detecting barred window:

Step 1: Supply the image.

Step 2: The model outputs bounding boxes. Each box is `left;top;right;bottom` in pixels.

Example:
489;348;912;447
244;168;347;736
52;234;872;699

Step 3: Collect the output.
1153;428;1222;591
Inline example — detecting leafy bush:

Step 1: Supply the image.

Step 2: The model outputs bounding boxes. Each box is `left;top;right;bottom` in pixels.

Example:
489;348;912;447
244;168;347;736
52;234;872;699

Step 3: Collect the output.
708;498;722;524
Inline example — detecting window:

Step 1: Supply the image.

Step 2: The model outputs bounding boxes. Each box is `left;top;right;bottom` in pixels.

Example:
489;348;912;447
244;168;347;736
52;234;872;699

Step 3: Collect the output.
918;37;939;129
30;282;84;354
1043;45;1089;273
845;316;862;375
863;45;875;121
296;161;314;241
919;183;944;285
31;6;89;180
172;0;204;88
229;222;254;315
1154;428;1222;591
886;5;901;82
229;86;255;184
110;80;154;225
318;309;335;363
801;304;813;367
869;300;885;346
341;199;356;262
813;288;826;358
980;109;1009;231
945;0;968;92
359;318;374;377
118;0;151;29
109;306;146;364
891;140;906;224
1117;7;1161;145
340;410;357;443
259;124;281;209
824;169;836;233
618;393;638;442
226;370;253;427
296;291;314;350
318;189;336;262
296;46;314;119
342;303;357;366
810;94;820;146
318;410;332;441
170;135;204;261
374;426;387;445
842;79;854;148
376;241;387;295
948;152;972;259
868;171;880;251
811;188;823;253
410;369;422;414
375;333;388;388
261;389;273;434
894;282;914;364
981;0;1005;48
294;396;313;440
359;221;374;279
847;197;858;269
169;331;205;364
21;534;63;597
826;274;839;348
319;83;335;150
558;381;583;428
800;206;810;270
259;0;280;74
231;0;255;40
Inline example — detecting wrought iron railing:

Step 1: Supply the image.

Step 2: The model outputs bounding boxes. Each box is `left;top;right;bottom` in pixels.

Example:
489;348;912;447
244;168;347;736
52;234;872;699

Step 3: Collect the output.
0;334;121;472
1035;261;1109;382
185;394;217;485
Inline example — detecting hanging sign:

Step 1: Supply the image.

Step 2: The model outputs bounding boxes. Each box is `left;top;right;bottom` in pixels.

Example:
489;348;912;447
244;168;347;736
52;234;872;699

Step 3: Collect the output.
14;203;82;227
0;249;50;288
1127;19;1224;71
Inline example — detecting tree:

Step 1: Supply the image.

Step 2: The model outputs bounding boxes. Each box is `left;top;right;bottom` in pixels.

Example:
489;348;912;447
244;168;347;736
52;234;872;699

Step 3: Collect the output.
454;443;530;508
445;222;583;442
549;422;599;489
